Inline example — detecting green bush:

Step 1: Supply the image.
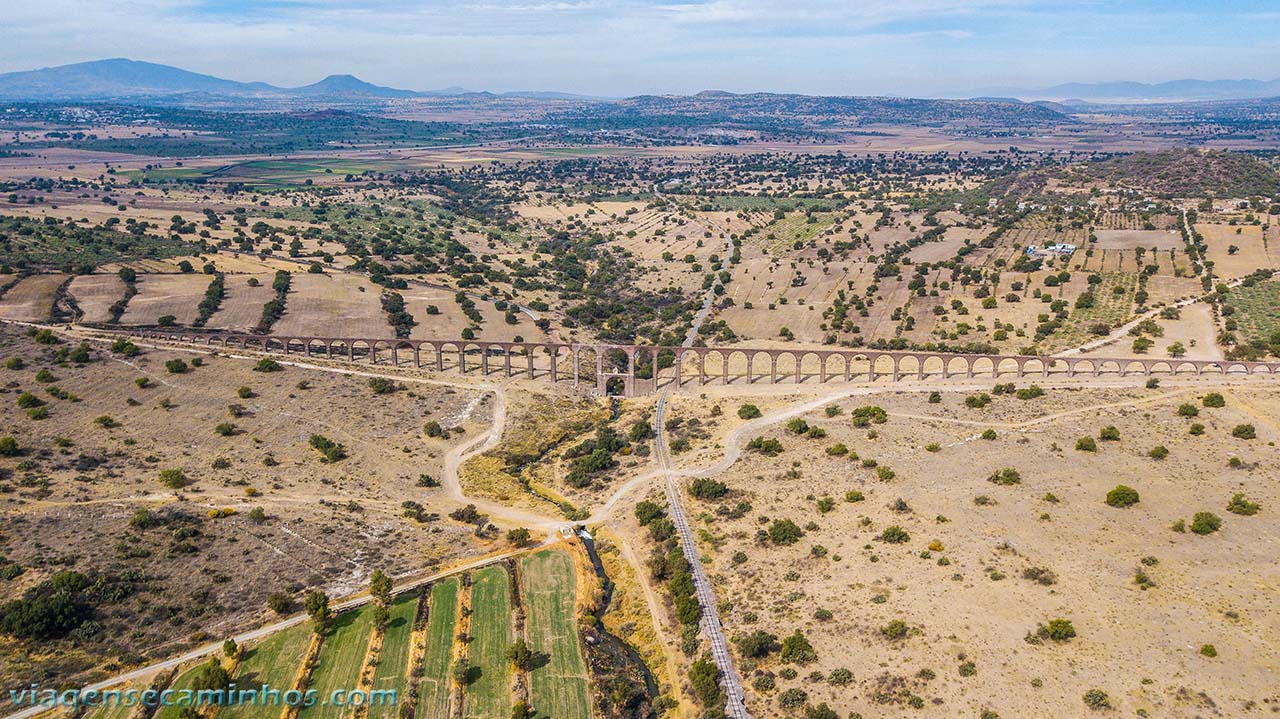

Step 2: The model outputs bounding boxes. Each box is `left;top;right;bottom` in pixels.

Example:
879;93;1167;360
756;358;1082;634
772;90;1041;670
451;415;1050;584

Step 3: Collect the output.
309;434;347;463
850;406;888;426
780;629;817;664
768;519;804;546
16;392;44;409
1075;436;1097;452
1202;392;1226;408
254;358;282;372
1199;644;1217;658
164;358;188;374
737;404;762;419
1190;512;1222;535
1149;445;1169;460
1082;689;1111;710
1105;485;1140;508
0;437;19;456
880;619;909;640
785;418;809;434
879;526;910;544
989;468;1021;486
158;469;189;489
1232;424;1256;439
1098;426;1120;441
1176;403;1199;418
1040;619;1076;641
1226;493;1260;516
746;436;783;456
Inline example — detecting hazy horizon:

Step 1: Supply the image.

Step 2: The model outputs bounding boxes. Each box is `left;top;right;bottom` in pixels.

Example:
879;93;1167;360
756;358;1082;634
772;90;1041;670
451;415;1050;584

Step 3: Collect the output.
4;0;1280;97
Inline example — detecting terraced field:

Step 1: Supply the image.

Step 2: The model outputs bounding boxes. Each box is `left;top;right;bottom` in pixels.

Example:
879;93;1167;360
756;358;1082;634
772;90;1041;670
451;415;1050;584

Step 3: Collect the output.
462;566;514;719
419;578;460;719
220;622;313;719
521;550;591;719
367;593;420;719
298;606;376;719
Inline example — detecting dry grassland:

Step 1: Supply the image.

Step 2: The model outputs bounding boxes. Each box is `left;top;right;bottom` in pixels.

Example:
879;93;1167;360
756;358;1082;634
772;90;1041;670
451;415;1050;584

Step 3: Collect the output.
0;274;67;321
688;384;1278;719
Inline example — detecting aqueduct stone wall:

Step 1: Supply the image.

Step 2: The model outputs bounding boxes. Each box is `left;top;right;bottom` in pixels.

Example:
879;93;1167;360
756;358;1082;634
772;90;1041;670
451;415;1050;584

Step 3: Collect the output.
129;330;1280;396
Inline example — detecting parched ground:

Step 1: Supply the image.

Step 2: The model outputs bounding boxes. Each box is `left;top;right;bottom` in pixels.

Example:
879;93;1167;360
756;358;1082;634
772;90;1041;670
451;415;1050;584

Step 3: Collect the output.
0;323;497;691
681;382;1279;719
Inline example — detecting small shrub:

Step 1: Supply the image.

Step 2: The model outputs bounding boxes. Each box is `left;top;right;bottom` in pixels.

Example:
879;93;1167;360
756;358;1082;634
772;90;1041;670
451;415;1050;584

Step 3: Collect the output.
1098;426;1120;441
1190;512;1222;535
164;358;189;374
1176;403;1199;417
158;469;189;489
1148;445;1169;460
1189;423;1205;435
237;386;253;399
1199;644;1217;658
880;620;909;640
1202;393;1226;408
1231;424;1256;440
1075;436;1097;452
988;468;1021;486
214;423;237;437
16;392;44;409
879;526;910;544
1082;689;1111;710
1105;485;1140;508
737;404;762;419
1225;494;1260;516
980;429;997;440
253;358;282;372
1038;619;1076;641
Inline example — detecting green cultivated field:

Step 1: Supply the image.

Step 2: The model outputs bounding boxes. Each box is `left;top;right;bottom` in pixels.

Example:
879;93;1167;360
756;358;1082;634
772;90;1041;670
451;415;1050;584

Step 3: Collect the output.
298;606;376;719
462;566;514;719
153;663;208;719
221;623;313;719
367;593;420;719
419;578;460;719
1230;280;1280;344
521;550;591;719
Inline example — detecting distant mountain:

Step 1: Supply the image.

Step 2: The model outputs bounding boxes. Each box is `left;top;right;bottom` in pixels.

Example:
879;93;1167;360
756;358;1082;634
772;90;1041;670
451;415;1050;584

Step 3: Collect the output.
291;74;420;98
0;59;605;103
0;58;425;101
968;78;1280;103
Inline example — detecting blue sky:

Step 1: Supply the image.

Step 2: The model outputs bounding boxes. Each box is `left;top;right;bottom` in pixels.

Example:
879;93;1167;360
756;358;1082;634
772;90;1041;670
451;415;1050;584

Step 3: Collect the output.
4;0;1279;96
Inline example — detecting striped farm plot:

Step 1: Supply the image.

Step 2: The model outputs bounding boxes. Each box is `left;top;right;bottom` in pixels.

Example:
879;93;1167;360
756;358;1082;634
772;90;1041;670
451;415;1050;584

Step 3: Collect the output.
66;274;126;323
0;273;67;321
298;606;377;719
119;273;212;326
419;578;460;719
521;550;591;719
205;274;278;332
270;272;393;337
366;593;420;719
219;622;313;719
462;565;514;719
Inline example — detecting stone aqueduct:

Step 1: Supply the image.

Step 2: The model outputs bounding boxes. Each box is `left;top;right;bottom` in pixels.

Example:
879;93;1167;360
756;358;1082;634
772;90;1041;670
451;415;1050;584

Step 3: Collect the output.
128;329;1280;396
